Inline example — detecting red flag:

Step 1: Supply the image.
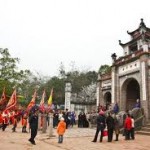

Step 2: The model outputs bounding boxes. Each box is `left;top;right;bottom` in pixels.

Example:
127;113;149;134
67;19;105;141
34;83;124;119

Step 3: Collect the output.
39;90;46;112
4;89;17;111
27;90;36;110
0;88;7;105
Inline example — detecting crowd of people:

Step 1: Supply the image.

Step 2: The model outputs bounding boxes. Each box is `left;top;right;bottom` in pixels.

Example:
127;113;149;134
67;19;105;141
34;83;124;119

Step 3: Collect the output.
0;108;76;145
0;102;138;146
92;107;135;143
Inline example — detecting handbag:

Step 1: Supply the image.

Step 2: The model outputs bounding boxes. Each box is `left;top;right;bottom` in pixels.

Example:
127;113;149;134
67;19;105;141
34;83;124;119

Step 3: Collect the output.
103;129;108;136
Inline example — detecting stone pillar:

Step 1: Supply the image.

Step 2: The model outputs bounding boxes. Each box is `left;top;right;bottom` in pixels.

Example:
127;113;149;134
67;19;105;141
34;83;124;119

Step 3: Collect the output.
42;114;47;133
111;67;116;104
140;57;149;120
65;82;72;110
141;61;147;101
96;82;100;107
98;74;104;106
48;113;54;137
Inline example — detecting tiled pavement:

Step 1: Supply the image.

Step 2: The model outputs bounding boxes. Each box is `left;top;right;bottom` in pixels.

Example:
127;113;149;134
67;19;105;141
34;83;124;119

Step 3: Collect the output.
0;126;150;150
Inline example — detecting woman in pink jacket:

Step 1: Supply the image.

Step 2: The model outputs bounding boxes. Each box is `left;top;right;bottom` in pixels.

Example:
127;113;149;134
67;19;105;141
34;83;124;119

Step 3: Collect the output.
57;117;66;143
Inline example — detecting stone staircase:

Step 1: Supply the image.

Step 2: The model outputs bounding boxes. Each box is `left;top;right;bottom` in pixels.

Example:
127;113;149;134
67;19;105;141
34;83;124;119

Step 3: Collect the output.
136;123;150;136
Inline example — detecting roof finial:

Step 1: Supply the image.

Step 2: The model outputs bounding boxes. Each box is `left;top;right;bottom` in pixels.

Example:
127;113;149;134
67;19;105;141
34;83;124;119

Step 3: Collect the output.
140;18;146;28
141;18;143;22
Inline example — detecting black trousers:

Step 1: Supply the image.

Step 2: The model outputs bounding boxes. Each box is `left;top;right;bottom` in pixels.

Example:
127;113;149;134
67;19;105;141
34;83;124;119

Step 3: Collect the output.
2;123;7;131
125;129;131;140
93;128;104;142
30;127;37;142
107;129;113;142
131;128;135;139
12;124;17;132
22;126;27;132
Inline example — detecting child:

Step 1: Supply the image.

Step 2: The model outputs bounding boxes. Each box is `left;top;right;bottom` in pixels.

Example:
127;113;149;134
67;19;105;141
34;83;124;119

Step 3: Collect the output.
57;117;66;143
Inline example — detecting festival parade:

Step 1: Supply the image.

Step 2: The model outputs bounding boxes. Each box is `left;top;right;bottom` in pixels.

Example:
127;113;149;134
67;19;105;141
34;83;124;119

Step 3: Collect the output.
1;1;150;150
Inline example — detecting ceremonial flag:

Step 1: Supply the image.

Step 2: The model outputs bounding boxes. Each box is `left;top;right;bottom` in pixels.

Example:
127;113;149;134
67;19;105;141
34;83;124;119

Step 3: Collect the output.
39;90;46;112
0;88;6;105
48;88;53;106
27;90;36;110
4;89;17;111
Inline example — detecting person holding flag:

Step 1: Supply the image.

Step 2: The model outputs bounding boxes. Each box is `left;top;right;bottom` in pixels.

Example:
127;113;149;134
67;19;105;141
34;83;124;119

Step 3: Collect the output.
1;110;9;131
0;110;3;129
1;89;17;131
12;110;18;132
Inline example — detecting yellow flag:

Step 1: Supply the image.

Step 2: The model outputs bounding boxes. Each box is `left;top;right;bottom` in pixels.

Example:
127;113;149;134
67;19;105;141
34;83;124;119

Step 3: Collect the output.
48;88;53;106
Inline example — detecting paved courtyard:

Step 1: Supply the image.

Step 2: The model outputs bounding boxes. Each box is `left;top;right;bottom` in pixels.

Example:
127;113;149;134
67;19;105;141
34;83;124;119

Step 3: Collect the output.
0;125;150;150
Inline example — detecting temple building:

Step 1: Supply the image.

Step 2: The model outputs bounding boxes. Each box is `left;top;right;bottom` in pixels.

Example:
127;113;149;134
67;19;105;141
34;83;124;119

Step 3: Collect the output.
97;19;150;121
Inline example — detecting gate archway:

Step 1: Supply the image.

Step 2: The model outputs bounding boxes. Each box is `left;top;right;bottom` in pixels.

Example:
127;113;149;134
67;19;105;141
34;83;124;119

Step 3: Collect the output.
121;78;140;110
104;92;111;109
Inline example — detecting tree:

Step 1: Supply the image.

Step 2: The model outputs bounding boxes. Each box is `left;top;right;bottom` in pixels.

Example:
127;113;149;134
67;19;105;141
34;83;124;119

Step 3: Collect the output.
43;76;65;105
98;64;111;75
0;48;31;97
66;70;98;94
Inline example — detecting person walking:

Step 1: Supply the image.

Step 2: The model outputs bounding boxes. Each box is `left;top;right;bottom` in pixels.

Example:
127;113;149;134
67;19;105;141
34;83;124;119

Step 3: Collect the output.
131;115;135;140
92;111;106;142
106;112;115;142
57;117;66;143
28;109;38;145
113;114;120;141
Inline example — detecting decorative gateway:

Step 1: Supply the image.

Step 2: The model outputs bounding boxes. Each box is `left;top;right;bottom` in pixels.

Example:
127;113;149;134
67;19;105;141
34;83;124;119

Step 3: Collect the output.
97;18;150;121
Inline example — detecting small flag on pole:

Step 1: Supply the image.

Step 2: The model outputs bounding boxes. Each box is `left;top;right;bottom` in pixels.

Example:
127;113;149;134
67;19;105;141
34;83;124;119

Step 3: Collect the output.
39;90;46;112
48;88;53;106
27;90;36;110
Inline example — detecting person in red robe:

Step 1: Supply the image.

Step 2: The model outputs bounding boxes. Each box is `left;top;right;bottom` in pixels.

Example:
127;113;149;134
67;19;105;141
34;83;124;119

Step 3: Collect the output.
2;110;9;131
0;110;3;129
22;113;28;133
12;110;18;132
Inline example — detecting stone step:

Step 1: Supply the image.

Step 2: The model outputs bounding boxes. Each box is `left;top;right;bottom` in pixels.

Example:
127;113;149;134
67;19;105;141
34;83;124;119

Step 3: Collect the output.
136;131;150;136
141;127;150;132
145;124;150;128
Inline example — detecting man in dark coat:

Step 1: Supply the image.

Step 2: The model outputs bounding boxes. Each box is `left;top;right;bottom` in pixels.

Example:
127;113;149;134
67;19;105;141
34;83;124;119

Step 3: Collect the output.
92;111;106;142
28;109;38;145
106;112;115;142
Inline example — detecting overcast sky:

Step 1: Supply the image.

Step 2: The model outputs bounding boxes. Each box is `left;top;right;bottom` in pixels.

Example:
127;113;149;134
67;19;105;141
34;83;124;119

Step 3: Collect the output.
0;0;150;77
